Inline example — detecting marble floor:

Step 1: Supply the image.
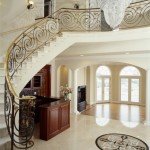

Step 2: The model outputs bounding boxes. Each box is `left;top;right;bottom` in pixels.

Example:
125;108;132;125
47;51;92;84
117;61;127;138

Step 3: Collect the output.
32;114;150;150
82;103;146;123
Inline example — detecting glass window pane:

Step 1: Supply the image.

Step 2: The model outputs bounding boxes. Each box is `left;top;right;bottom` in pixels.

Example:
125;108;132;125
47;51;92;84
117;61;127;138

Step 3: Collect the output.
97;78;102;101
96;66;111;76
104;78;110;101
120;66;140;76
131;79;139;102
121;78;128;101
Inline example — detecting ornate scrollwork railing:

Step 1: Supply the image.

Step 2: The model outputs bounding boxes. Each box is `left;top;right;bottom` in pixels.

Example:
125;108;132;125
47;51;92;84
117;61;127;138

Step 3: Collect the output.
5;79;35;149
121;0;150;29
54;8;103;31
5;10;61;150
4;1;150;149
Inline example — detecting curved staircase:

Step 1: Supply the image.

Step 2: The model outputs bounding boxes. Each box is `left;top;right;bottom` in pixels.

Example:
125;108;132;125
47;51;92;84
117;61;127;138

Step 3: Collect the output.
0;63;11;150
3;1;150;149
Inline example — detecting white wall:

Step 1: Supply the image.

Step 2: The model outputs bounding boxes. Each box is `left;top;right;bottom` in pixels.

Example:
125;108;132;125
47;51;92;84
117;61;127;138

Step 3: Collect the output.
0;0;44;32
0;0;44;57
56;0;87;10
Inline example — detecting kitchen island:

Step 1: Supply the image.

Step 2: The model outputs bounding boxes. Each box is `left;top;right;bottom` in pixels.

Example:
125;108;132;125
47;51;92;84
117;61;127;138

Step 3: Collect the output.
39;99;70;141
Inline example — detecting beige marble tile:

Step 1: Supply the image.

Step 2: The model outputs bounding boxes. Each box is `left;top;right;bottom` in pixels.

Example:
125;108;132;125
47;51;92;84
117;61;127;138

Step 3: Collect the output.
32;114;150;150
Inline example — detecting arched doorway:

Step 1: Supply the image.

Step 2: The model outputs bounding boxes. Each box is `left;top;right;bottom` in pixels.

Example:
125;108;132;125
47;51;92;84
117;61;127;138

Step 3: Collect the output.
57;65;72;97
120;66;141;104
96;66;111;102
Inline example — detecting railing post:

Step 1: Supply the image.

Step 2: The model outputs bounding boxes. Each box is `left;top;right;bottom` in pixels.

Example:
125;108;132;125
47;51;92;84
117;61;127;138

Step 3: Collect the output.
11;102;15;150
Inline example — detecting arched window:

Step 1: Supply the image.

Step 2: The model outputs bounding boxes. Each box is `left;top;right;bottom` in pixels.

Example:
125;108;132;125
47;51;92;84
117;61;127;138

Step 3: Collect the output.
120;66;140;76
120;66;141;103
96;66;111;102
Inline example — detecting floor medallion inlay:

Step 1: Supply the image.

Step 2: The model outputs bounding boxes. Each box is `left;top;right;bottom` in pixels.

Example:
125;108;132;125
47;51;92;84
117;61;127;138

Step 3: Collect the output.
95;133;149;150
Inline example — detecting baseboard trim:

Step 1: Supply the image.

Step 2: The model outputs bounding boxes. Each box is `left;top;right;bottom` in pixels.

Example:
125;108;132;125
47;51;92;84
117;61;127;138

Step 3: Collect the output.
110;100;145;107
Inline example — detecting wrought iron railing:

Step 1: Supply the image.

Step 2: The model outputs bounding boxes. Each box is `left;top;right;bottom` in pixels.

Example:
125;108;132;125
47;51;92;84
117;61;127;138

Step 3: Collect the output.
4;1;150;149
5;80;35;149
121;0;150;29
55;8;103;31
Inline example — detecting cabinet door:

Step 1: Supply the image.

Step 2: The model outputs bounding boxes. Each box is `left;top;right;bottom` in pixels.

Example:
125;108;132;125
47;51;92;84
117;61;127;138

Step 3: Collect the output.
49;107;60;136
60;102;70;130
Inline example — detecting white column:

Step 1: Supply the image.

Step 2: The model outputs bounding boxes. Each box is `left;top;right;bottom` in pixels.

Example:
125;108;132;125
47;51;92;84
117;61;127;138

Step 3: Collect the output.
71;69;80;114
50;60;56;97
68;69;72;100
56;67;60;97
146;69;150;125
86;65;96;105
86;66;91;105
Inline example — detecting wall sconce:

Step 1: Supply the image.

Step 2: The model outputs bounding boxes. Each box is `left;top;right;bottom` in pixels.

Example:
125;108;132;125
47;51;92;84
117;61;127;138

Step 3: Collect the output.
74;3;79;9
27;0;34;9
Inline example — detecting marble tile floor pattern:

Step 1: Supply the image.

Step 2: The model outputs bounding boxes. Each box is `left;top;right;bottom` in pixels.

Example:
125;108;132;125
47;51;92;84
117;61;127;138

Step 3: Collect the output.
82;103;146;123
31;114;150;150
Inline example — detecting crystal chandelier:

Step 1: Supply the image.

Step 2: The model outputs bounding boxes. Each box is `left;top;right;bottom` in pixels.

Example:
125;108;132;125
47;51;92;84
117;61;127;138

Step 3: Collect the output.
90;0;132;29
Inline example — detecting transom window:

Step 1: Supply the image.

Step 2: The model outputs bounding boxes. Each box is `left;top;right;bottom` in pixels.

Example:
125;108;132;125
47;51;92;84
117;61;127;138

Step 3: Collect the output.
96;66;111;76
120;66;140;76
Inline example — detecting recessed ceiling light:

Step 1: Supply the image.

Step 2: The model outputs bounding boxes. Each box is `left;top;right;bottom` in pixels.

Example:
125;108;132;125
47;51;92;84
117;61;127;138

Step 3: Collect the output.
80;55;84;57
125;52;130;55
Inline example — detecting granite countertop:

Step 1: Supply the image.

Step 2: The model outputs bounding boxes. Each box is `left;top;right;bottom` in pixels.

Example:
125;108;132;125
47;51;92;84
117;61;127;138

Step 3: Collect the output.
39;99;70;108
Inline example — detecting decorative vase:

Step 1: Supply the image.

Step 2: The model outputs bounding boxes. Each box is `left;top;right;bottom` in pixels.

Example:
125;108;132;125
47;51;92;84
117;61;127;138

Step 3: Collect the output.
64;94;68;100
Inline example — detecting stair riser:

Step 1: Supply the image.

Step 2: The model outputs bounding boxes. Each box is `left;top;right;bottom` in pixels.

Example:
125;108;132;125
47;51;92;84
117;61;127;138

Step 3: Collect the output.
0;77;5;84
0;128;8;138
0;141;11;150
0;70;5;76
0;104;4;111
0;115;5;124
0;94;4;104
0;100;4;104
0;85;4;93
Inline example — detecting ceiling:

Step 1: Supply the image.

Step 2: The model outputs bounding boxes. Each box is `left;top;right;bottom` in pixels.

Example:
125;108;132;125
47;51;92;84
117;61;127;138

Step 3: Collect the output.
57;38;150;58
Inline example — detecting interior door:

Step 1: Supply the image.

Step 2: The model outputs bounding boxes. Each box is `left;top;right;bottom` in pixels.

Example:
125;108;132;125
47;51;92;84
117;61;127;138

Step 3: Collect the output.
121;77;140;103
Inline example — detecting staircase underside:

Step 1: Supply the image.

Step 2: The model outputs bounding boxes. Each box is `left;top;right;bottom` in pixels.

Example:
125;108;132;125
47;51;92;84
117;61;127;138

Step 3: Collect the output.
9;27;150;95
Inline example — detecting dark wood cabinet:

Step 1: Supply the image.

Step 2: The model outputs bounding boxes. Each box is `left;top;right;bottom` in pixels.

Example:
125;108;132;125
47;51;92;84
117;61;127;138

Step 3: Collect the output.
20;65;51;97
60;104;70;130
49;106;60;136
40;100;70;141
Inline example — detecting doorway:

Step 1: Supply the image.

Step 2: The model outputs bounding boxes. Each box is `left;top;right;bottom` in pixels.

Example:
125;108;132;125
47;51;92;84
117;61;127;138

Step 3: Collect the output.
120;66;141;104
96;66;111;102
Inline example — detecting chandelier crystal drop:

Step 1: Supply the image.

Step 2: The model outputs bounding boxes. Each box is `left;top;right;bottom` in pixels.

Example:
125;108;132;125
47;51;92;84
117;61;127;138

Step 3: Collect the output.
102;0;132;29
90;0;132;29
